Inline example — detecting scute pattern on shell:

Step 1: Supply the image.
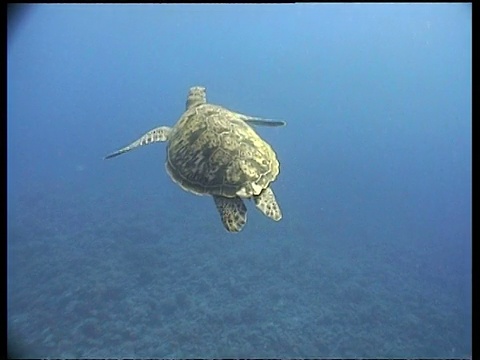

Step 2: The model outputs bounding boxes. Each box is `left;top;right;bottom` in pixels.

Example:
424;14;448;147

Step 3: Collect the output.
166;104;279;198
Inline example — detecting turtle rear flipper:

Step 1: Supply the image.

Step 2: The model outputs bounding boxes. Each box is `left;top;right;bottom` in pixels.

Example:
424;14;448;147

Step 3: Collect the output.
213;195;247;232
105;126;171;159
253;187;282;221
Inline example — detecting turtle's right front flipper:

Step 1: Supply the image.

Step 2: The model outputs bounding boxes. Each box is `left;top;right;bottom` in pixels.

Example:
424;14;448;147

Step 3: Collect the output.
243;118;286;127
104;126;171;159
229;109;286;127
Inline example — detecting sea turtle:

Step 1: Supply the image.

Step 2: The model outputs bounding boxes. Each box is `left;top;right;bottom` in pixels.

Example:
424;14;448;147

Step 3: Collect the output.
104;86;285;232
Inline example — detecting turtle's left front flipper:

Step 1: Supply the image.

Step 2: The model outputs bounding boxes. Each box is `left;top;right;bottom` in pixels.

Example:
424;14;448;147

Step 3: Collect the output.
104;126;171;159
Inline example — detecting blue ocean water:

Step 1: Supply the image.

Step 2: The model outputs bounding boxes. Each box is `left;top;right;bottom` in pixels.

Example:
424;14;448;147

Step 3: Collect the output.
7;3;471;358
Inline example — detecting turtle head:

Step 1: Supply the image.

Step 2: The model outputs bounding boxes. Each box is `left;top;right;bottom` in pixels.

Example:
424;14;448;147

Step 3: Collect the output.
186;86;206;110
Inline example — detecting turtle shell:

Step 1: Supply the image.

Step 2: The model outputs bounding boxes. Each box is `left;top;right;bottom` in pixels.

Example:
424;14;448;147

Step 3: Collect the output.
165;103;280;198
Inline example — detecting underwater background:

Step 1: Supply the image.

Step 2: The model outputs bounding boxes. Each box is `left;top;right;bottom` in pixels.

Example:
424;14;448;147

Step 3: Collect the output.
7;4;471;358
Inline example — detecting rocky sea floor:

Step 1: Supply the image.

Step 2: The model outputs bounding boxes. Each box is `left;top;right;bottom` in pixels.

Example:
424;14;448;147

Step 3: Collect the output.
7;181;471;358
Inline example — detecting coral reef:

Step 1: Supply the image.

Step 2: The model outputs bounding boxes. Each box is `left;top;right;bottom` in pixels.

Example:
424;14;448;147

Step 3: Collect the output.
7;183;471;358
